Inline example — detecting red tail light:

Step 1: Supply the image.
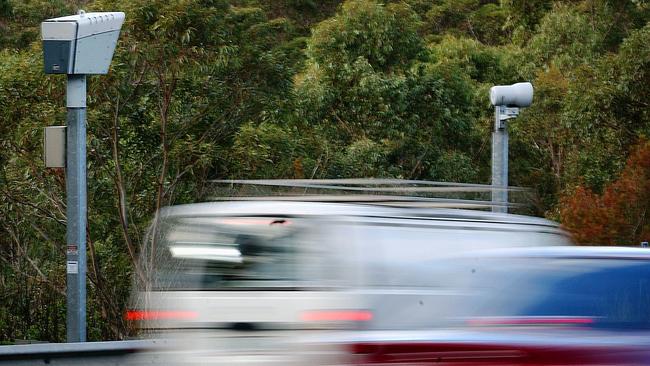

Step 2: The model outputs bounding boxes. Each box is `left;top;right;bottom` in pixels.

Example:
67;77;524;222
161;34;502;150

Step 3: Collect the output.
125;310;198;321
301;310;373;322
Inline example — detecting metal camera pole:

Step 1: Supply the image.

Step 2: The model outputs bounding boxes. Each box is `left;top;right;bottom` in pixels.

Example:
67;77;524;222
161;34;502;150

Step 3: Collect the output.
491;105;510;213
42;10;124;342
66;74;87;342
489;82;534;213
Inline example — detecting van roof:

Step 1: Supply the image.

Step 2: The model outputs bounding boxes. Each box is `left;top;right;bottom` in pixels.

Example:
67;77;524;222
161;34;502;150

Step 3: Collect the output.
160;200;561;229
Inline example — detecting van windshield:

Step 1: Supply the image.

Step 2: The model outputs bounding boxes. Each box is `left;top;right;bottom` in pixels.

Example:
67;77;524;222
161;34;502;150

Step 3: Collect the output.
150;216;306;290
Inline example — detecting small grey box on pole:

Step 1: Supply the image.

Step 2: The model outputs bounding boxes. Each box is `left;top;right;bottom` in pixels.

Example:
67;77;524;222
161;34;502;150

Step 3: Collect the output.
44;126;67;168
42;10;124;343
489;82;533;213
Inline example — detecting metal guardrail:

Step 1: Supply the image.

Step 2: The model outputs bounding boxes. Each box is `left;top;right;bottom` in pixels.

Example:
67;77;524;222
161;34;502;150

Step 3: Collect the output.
0;340;165;365
207;179;531;210
209;178;526;191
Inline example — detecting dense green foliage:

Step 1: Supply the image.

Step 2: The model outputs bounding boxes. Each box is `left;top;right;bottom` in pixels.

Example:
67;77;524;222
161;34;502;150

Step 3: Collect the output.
0;0;648;341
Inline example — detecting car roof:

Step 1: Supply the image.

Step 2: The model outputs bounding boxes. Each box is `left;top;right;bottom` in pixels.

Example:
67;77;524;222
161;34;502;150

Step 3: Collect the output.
159;200;562;228
468;246;650;260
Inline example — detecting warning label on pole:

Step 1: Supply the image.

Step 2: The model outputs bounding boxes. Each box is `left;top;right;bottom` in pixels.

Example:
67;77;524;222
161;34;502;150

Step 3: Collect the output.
67;260;78;274
67;244;78;255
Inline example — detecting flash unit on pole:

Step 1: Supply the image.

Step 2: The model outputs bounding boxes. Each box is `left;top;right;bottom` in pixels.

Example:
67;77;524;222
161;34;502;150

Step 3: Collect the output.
490;82;534;108
488;82;534;213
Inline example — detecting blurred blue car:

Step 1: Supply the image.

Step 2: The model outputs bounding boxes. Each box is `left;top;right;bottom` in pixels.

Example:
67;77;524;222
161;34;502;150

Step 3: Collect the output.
348;246;650;365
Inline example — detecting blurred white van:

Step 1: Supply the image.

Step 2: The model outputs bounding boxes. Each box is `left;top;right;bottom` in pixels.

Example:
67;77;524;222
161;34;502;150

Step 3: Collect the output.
130;197;572;333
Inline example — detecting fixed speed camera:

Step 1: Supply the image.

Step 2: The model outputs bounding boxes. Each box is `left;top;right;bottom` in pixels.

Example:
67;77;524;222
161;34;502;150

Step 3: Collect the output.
489;82;534;107
41;11;125;75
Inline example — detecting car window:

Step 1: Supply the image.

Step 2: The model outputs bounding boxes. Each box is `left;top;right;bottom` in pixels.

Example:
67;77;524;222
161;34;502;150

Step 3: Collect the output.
445;258;650;330
150;216;313;290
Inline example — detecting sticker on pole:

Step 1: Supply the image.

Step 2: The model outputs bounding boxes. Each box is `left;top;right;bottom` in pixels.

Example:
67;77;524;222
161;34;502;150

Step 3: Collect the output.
67;260;79;274
67;244;78;255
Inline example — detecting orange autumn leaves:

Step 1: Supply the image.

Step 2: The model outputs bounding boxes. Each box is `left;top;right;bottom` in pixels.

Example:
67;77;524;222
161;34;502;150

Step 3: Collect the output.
561;141;650;245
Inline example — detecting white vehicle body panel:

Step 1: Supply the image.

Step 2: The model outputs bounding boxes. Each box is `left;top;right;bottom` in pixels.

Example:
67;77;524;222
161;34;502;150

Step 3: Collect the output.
133;201;572;333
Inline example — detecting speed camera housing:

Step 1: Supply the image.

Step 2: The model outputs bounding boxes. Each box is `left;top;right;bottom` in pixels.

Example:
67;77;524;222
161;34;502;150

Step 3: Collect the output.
489;82;534;107
41;11;125;74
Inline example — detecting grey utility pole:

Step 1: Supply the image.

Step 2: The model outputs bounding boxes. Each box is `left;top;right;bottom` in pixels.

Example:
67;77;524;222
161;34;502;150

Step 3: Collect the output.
42;10;124;342
489;82;534;213
65;74;87;342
